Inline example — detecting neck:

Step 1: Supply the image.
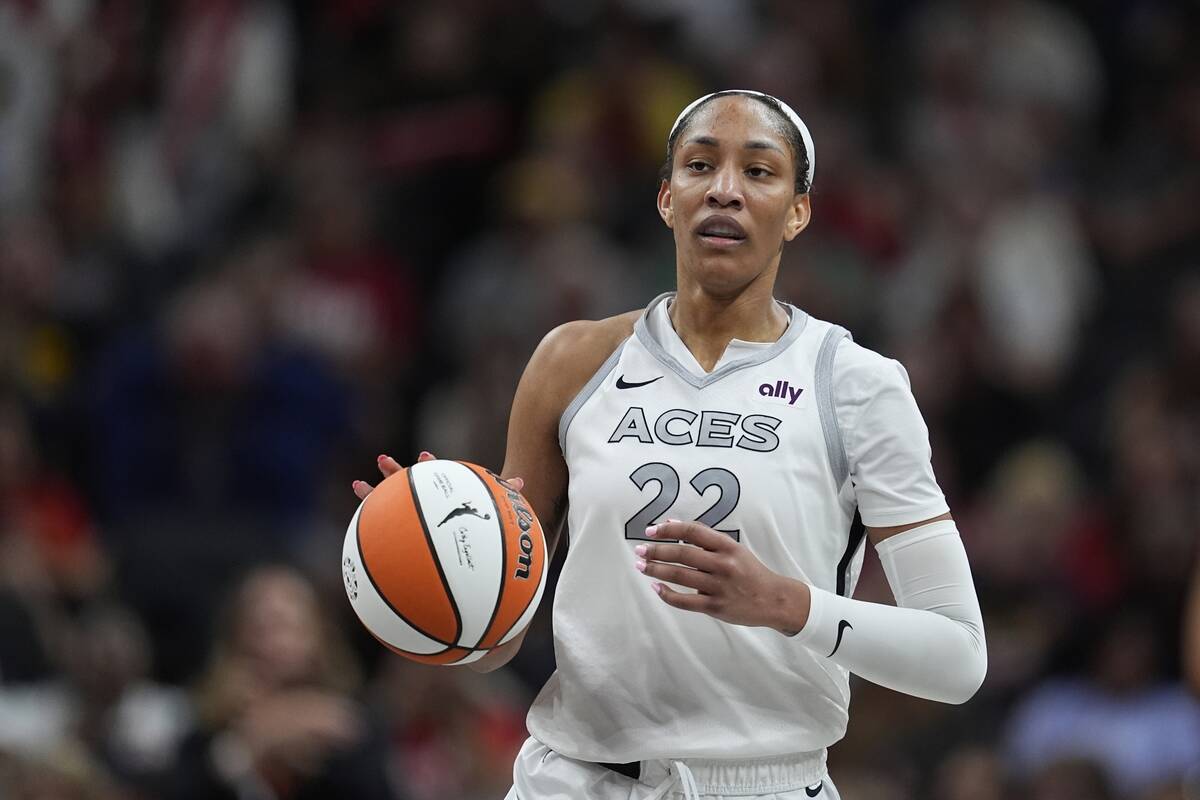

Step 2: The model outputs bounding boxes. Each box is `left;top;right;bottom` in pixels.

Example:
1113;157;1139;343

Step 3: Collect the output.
669;273;788;372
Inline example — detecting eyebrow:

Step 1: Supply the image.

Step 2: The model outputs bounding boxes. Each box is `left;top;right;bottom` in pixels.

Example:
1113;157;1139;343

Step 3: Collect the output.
684;136;786;155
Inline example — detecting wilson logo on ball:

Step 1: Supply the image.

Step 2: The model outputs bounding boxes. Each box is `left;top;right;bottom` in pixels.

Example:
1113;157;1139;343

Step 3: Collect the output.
507;489;536;580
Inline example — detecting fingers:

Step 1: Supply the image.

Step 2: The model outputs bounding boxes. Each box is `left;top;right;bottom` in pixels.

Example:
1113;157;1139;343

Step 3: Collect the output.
636;559;716;593
652;582;713;613
357;453;525;502
357;451;429;501
378;450;436;479
484;467;525;495
648;519;734;552
377;454;404;477
634;542;718;572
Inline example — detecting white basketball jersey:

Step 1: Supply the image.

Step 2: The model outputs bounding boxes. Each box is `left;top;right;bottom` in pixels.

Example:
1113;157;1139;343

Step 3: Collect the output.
527;293;881;763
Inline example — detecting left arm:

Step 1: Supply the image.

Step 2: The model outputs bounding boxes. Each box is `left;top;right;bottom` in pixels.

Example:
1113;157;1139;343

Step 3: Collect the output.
638;514;986;704
640;344;987;704
791;514;985;704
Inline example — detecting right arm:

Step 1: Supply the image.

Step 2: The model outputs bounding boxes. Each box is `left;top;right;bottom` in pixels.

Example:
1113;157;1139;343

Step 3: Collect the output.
463;325;575;672
469;315;637;671
355;314;638;672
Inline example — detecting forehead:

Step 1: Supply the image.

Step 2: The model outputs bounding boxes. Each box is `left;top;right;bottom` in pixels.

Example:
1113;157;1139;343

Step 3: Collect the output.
680;95;789;148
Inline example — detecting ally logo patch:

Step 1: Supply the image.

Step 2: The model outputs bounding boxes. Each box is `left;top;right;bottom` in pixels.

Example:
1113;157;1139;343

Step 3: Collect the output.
757;379;806;408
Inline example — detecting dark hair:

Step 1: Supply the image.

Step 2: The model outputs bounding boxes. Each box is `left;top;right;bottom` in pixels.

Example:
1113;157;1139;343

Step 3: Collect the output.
659;91;812;195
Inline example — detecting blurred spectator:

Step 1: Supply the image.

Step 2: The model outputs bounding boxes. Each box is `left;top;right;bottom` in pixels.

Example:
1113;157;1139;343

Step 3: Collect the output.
1005;609;1200;796
0;392;108;683
1026;758;1114;800
70;603;190;786
170;565;396;800
419;151;648;465
0;746;128;800
932;745;1008;800
374;658;527;800
0;602;188;797
110;0;295;258
0;4;57;213
974;193;1098;393
286;129;421;377
88;255;352;526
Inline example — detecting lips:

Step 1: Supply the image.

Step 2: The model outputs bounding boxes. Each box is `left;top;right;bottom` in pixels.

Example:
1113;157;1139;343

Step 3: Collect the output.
695;214;747;245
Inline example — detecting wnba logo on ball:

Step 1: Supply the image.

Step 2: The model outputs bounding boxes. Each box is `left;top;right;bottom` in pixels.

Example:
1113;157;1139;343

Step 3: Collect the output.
342;556;358;600
507;489;536;580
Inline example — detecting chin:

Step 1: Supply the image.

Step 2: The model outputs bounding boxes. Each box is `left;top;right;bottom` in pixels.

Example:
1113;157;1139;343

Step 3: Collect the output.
683;253;768;296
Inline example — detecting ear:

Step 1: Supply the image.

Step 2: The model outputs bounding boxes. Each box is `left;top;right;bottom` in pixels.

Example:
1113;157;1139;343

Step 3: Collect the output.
657;179;673;229
783;194;811;242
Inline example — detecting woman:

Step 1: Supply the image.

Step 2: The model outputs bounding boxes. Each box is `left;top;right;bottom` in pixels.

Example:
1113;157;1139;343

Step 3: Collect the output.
171;565;395;800
356;90;986;800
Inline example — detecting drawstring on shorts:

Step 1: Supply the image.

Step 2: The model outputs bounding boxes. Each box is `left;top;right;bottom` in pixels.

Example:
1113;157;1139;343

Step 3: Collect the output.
585;743;826;797
646;760;700;800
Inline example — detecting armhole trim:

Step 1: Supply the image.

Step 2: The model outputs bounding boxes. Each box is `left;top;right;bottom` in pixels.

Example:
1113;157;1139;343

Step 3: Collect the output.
836;509;867;597
557;337;629;451
815;325;852;489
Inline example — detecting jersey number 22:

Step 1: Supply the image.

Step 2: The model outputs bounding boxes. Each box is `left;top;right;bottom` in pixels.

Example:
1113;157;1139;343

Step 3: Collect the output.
624;462;741;542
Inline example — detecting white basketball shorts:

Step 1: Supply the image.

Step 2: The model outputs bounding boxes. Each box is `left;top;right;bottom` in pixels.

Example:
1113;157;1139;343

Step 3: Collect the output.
504;737;841;800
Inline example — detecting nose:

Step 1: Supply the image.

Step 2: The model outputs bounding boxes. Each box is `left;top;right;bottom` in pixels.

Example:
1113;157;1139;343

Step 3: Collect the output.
705;163;744;210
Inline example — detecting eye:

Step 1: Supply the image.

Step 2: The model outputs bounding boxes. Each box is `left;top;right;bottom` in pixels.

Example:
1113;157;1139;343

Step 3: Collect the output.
686;160;711;172
746;166;772;178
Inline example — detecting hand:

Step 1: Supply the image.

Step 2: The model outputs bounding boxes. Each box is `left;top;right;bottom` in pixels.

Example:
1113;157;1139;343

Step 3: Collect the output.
237;690;363;775
352;452;526;501
352;452;427;500
635;520;812;635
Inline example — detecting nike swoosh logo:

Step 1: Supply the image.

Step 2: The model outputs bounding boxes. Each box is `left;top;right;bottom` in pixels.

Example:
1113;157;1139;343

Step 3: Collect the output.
615;375;664;389
806;782;823;797
828;620;853;657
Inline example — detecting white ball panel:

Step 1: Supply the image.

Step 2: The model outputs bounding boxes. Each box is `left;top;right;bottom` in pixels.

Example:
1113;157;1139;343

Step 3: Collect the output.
342;501;449;655
452;649;487;665
409;460;505;649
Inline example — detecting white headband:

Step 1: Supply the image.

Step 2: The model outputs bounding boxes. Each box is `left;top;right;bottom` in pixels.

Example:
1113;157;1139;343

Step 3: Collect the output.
668;90;815;188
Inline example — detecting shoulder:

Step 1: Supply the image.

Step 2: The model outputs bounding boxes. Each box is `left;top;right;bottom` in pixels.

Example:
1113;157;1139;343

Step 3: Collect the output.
537;310;640;372
830;337;912;405
520;309;641;416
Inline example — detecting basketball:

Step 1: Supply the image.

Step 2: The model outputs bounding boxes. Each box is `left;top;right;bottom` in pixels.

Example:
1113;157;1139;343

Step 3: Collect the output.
342;459;547;665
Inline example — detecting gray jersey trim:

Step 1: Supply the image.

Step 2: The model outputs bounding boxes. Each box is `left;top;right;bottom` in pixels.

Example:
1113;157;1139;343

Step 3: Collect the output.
558;337;629;451
815;325;852;488
633;292;809;390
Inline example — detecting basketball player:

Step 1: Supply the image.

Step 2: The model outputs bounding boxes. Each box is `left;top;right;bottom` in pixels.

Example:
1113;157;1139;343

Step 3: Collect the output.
355;90;986;800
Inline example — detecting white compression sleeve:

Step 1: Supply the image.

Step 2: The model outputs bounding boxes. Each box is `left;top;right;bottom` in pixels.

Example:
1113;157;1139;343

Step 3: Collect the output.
792;519;986;704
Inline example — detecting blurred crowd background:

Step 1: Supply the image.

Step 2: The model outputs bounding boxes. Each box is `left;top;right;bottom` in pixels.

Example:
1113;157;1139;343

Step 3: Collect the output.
1;0;1198;798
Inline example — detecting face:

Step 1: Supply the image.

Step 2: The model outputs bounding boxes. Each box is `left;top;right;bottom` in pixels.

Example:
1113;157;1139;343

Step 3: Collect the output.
657;96;810;296
234;569;322;688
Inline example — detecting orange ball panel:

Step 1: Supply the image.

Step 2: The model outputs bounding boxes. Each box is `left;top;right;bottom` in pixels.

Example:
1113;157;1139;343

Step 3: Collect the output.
357;469;460;646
